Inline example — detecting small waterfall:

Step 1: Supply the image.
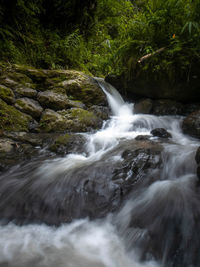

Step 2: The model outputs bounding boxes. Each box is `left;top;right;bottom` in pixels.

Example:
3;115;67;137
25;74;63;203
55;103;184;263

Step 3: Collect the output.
0;79;199;267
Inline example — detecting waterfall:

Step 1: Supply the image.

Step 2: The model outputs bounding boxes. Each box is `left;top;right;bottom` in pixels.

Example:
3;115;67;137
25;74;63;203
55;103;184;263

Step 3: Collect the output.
0;79;199;267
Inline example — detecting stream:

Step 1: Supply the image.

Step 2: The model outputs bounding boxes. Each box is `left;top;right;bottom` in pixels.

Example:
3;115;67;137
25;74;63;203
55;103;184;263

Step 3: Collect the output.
0;79;199;267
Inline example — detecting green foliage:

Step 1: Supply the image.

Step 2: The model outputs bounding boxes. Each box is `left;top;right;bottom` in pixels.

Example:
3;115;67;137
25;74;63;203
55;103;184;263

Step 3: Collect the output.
0;0;199;78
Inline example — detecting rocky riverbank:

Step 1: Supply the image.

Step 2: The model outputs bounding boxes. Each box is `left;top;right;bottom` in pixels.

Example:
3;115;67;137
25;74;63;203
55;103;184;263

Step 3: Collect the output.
0;63;109;171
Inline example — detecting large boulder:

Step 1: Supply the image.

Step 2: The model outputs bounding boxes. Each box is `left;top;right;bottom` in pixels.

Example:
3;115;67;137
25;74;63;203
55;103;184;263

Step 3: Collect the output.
106;61;200;103
0;139;163;225
15;98;43;119
151;128;172;139
182;110;200;138
0;63;107;134
38;108;102;133
0;99;32;132
0;84;15;104
151;99;184;115
37;90;73;110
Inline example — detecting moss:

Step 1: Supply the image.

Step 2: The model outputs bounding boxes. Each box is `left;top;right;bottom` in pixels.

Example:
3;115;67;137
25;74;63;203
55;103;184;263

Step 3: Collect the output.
59;76;106;106
70;108;96;125
0;85;15;104
0;99;32;131
54;134;71;145
7;72;33;85
38;109;73;132
13;64;46;83
59;108;102;131
49;134;71;152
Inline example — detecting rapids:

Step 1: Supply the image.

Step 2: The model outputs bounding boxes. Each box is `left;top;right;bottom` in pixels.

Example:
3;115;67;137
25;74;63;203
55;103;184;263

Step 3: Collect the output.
0;79;199;267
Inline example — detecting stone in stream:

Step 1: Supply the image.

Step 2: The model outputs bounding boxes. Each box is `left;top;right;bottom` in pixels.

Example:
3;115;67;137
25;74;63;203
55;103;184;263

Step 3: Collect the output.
195;147;200;179
151;128;172;138
182;110;200;139
0;139;163;225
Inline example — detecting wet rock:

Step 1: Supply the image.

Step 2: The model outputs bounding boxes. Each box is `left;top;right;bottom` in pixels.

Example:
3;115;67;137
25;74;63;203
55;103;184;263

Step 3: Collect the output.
0;138;15;153
151;99;184;115
0;99;32;132
0;139;163;225
49;133;86;155
58;108;103;132
89;105;110;120
195;147;200;164
151;128;172;138
135;135;151;141
38;108;102;133
38;109;71;132
37;90;72;111
0;77;18;88
15;98;43;119
134;99;153;114
60;75;106;107
182;110;200;139
0;84;15;104
106;61;200;103
1;131;60;147
195;147;200;179
15;87;37;98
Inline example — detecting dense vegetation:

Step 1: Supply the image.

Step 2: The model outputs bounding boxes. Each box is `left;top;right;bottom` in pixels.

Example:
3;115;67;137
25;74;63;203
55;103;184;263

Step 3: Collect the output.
0;0;200;77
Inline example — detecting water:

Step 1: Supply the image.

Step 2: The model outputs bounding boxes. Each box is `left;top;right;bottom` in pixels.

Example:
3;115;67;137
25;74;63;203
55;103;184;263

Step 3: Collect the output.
0;79;199;267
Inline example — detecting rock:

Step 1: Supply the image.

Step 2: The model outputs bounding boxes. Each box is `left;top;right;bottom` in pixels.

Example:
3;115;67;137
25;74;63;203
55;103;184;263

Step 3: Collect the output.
182;110;200;138
15;87;37;98
0;138;15;153
49;133;86;155
89;105;110;120
184;103;200;115
112;141;162;195
37;90;73;110
0;99;32;132
0;77;18;88
1;131;60;147
61;108;103;131
197;165;200;179
151;99;184;115
134;98;153;114
0;84;15;104
38;108;101;133
59;75;106;107
38;109;71;133
151;128;172;138
195;147;200;164
14;65;46;82
106;61;200;103
195;147;200;179
15;98;43;119
135;135;151;141
0;139;163;225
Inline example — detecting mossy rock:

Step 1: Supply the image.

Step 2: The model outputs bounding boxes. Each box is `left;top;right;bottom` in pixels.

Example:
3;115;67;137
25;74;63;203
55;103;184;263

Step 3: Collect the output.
38;109;74;133
49;133;86;155
38;108;102;133
0;99;32;132
7;71;33;85
37;90;73;110
0;85;15;104
59;74;106;106
15;98;43;119
13;65;46;83
15;87;37;98
59;108;102;131
0;77;18;88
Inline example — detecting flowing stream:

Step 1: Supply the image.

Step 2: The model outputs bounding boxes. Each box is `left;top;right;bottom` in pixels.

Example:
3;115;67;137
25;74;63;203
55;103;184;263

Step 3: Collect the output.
0;79;200;267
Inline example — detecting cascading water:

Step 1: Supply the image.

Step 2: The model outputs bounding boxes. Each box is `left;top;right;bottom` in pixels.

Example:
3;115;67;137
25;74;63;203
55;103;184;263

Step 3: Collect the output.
0;79;199;267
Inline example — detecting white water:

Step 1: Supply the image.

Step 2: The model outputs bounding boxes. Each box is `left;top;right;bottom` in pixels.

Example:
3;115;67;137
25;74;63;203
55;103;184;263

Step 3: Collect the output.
0;79;199;267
